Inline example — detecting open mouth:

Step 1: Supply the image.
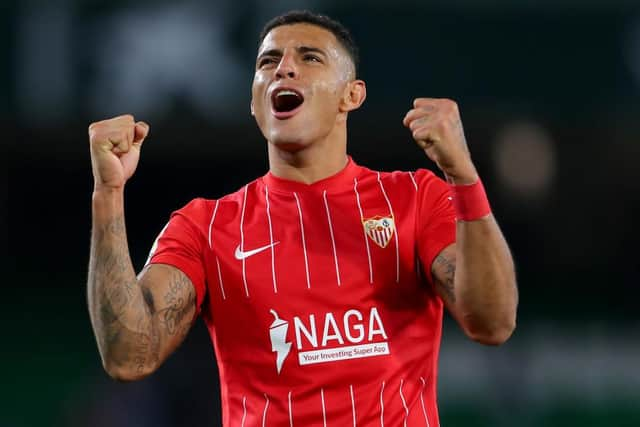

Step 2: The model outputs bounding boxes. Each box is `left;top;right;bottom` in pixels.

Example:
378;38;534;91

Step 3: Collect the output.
271;88;304;115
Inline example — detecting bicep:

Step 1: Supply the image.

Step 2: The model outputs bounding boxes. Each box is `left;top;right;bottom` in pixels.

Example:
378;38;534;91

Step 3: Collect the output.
138;263;197;360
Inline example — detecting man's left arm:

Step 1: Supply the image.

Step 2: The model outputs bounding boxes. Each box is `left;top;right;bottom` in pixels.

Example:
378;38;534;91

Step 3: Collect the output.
404;98;518;345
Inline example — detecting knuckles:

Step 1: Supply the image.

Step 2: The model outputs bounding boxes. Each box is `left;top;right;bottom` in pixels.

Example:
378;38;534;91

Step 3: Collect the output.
412;98;459;116
88;115;136;144
406;98;465;148
439;98;458;114
406;99;459;130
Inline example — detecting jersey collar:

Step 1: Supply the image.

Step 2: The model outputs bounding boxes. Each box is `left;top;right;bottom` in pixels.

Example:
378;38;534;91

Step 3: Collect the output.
262;156;363;194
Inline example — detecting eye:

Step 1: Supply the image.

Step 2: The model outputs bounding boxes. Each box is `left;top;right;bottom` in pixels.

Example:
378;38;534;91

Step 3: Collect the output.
303;54;322;63
258;57;277;68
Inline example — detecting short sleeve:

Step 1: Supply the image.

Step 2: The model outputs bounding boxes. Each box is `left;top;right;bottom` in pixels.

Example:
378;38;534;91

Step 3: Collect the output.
145;198;210;315
415;170;457;286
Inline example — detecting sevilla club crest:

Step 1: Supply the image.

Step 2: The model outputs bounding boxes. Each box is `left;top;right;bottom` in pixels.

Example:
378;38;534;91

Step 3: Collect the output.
362;216;395;248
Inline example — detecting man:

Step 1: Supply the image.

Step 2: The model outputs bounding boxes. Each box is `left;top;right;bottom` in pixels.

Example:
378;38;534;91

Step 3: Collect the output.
87;10;517;426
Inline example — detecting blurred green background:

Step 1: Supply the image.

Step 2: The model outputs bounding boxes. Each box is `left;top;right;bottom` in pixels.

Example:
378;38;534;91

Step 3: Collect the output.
4;0;640;426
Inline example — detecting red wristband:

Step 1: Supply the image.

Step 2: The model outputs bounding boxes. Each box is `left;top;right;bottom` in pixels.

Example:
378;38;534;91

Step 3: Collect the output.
448;179;492;221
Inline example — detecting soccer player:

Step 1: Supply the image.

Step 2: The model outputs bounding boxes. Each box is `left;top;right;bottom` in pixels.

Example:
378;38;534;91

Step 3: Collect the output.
87;10;517;426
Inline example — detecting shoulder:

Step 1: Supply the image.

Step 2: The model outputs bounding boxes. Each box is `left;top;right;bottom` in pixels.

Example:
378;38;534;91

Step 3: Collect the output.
173;198;215;221
413;168;448;195
174;177;263;224
359;164;441;191
366;166;450;208
413;168;442;185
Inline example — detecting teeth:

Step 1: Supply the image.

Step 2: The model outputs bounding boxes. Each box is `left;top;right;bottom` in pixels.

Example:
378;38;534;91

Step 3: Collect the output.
277;90;298;97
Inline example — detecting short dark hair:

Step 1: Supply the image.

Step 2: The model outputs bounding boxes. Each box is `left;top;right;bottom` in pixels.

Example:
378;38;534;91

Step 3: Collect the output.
258;10;360;76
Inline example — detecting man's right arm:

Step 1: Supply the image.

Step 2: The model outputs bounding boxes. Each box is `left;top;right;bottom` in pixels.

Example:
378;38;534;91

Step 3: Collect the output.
86;115;196;381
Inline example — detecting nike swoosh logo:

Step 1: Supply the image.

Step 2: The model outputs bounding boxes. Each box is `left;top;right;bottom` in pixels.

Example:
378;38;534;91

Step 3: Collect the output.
234;242;280;260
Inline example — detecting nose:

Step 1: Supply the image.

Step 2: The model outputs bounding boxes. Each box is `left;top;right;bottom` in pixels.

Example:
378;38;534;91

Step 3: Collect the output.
275;53;297;79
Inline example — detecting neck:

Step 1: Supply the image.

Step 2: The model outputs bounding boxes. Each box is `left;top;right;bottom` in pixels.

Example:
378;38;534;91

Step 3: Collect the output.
267;125;348;184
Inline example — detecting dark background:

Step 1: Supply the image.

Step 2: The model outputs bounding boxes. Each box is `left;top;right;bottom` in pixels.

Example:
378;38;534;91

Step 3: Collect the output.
4;1;640;426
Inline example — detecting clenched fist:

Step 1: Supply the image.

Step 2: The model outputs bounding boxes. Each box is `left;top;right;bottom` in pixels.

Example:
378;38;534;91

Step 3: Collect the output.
88;115;149;191
403;98;478;184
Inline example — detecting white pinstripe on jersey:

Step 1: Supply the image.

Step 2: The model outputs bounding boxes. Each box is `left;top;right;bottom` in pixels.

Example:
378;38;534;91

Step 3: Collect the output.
354;178;373;284
293;192;311;289
240;185;250;297
420;377;431;427
265;185;278;294
241;396;247;427
321;388;327;427
409;172;424;281
322;190;341;286
208;199;220;249
288;390;294;427
350;384;357;427
262;393;270;427
399;379;409;427
377;173;400;283
209;199;227;300
408;171;418;192
379;381;386;427
215;256;226;300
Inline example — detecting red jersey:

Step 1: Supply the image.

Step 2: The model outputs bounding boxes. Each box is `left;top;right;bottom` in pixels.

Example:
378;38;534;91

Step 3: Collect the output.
148;158;456;426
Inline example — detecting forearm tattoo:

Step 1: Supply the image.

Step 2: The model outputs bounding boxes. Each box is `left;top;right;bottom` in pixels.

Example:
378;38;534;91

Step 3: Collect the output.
88;215;148;368
434;253;456;303
88;215;194;375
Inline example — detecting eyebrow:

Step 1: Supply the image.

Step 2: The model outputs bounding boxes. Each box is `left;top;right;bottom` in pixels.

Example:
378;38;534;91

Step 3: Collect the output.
257;45;327;61
298;46;326;56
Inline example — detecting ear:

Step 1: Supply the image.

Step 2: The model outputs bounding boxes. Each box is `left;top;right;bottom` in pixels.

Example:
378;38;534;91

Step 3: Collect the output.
339;80;367;113
250;100;255;116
